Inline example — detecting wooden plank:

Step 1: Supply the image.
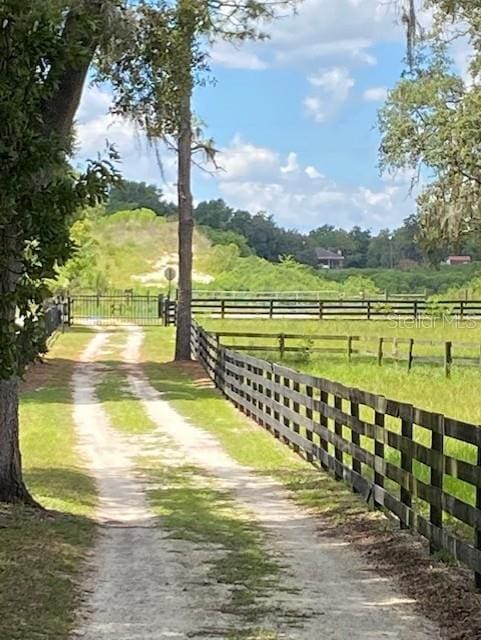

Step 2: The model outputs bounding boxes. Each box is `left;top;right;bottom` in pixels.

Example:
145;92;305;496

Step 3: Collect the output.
350;399;362;482
305;384;314;463
334;395;344;480
476;440;481;588
374;397;385;509
401;407;413;530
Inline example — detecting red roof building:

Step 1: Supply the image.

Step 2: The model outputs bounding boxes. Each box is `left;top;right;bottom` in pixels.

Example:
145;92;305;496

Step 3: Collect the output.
446;256;472;265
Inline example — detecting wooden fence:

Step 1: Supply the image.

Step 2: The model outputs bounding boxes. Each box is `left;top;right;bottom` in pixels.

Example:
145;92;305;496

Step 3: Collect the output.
211;330;481;377
191;320;481;585
191;297;481;319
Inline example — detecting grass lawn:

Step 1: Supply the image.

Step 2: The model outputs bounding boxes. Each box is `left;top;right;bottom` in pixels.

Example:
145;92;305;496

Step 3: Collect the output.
0;327;95;640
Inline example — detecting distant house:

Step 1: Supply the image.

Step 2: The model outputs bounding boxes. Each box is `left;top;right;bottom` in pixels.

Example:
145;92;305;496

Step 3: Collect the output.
446;255;472;266
315;248;345;269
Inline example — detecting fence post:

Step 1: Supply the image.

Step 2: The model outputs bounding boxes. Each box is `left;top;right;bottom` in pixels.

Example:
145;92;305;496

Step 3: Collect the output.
350;398;361;484
256;364;264;427
305;384;314;462
273;367;281;439
373;398;386;510
413;300;418;319
269;299;274;319
279;334;285;359
221;299;226;319
292;379;301;454
347;336;353;362
282;376;293;448
319;300;323;320
264;366;273;433
334;395;343;481
475;433;481;589
460;300;465;321
429;414;444;555
400;406;413;530
407;338;414;372
444;341;452;378
66;297;72;326
157;294;164;322
319;386;329;470
377;337;384;366
367;300;371;320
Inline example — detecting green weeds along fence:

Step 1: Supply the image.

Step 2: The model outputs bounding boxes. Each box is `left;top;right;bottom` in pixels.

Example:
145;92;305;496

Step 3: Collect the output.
212;331;481;377
191;321;481;585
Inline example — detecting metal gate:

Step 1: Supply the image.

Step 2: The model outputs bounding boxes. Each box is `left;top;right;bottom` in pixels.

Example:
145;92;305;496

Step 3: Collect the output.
68;294;170;326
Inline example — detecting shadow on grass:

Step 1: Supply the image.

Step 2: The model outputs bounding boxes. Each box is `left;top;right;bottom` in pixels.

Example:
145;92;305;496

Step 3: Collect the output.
24;467;97;513
144;462;280;623
0;503;95;640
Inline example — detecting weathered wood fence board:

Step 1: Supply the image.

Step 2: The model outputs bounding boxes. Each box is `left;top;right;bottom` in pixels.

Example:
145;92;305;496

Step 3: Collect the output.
191;320;481;585
188;297;481;320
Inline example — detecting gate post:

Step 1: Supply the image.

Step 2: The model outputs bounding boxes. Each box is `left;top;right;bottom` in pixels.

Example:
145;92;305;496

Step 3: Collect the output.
157;294;164;324
67;297;72;326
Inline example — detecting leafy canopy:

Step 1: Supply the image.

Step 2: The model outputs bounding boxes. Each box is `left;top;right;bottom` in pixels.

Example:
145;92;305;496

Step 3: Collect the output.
379;0;481;258
0;0;118;378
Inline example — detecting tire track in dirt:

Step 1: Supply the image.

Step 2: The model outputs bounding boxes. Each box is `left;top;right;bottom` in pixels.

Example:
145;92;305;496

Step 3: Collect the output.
71;330;241;640
121;325;439;640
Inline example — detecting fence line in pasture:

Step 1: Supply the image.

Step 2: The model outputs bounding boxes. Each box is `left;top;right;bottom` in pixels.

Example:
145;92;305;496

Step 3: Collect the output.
191;290;429;301
191;320;481;586
191;297;481;320
210;330;481;377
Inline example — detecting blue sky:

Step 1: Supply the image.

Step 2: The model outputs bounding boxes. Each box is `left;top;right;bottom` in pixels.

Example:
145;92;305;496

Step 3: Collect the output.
76;0;425;232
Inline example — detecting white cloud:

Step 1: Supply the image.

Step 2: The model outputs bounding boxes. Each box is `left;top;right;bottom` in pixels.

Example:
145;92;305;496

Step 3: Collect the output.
217;134;279;180
305;166;322;179
75;85;178;201
210;42;268;70
363;86;388;102
75;87;415;232
281;152;300;174
215;136;415;230
304;67;354;122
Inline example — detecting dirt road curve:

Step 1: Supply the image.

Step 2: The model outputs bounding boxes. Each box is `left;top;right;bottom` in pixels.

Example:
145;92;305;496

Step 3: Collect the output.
71;327;438;640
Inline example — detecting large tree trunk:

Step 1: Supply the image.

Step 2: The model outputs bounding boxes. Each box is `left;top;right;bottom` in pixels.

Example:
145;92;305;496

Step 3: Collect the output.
175;73;194;361
0;231;34;504
0;379;32;504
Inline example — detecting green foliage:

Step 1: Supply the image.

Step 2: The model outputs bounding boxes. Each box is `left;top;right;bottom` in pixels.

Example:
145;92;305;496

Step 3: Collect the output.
204;254;340;292
200;225;253;257
379;3;481;252
106;180;177;216
0;1;119;378
341;275;380;297
324;262;481;295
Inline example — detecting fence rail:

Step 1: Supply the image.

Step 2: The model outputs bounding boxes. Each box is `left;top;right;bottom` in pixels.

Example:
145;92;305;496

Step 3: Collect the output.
191;297;481;320
211;330;481;377
191;320;481;585
192;290;429;301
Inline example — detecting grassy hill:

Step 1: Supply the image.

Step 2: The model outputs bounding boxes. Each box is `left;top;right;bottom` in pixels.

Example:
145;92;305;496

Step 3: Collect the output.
53;209;344;295
53;208;481;297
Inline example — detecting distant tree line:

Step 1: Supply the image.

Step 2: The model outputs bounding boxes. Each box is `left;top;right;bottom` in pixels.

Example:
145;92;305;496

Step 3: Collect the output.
107;181;481;268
